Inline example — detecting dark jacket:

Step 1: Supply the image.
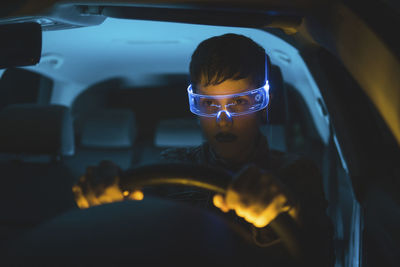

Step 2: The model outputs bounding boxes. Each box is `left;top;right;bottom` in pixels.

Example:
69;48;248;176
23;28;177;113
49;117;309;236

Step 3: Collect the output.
157;135;334;265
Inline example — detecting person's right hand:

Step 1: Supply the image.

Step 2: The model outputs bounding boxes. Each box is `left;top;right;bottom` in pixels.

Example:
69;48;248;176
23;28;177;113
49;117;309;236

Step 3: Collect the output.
72;160;143;209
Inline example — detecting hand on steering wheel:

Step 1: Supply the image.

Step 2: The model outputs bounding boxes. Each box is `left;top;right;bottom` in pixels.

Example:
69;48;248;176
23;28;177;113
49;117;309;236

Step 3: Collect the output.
73;162;298;230
72;160;143;209
213;164;299;228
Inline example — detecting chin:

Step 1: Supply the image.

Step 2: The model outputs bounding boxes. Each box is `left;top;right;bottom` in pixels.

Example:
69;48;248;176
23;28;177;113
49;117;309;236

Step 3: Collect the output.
213;143;241;161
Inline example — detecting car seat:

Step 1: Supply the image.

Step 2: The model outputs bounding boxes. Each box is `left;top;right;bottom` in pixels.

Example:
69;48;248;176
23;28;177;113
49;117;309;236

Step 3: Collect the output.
260;64;289;152
0;104;76;242
132;117;203;165
0;68;53;110
64;109;136;179
154;118;203;148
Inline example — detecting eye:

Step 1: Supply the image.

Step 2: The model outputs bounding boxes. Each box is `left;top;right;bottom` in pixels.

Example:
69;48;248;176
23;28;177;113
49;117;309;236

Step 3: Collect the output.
203;100;213;106
201;99;217;107
233;98;249;105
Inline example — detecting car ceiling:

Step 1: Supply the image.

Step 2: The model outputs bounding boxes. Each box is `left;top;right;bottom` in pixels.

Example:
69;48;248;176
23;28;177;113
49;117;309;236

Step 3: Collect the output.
25;18;303;103
29;18;296;86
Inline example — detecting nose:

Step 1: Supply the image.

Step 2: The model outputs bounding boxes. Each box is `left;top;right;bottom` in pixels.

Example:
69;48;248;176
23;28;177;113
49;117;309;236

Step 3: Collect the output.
216;110;233;128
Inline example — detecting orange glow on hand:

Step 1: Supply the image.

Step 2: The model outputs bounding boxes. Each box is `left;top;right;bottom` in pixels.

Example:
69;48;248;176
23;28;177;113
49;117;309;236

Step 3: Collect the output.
123;190;144;200
72;176;145;209
72;185;90;209
213;194;229;212
129;190;144;201
213;192;296;228
97;185;124;204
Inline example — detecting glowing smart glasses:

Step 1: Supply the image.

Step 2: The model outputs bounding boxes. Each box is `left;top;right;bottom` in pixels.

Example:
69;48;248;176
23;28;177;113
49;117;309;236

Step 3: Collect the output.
187;82;269;117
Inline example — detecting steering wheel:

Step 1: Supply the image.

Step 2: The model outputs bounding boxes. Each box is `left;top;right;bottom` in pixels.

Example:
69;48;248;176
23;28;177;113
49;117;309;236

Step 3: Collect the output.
120;163;304;259
5;163;305;266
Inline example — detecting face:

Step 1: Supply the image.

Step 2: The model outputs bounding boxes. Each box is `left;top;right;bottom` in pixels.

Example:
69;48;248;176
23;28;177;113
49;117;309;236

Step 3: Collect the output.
197;78;263;163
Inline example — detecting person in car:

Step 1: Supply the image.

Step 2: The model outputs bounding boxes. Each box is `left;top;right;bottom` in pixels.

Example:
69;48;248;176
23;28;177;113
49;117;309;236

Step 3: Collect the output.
73;33;333;264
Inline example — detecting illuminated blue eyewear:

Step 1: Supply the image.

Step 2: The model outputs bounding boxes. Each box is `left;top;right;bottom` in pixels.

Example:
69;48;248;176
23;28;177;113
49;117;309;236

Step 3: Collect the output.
187;82;269;117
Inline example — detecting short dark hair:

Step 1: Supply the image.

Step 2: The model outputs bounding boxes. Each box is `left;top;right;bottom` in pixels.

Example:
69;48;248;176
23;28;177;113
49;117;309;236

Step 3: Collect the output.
189;33;266;90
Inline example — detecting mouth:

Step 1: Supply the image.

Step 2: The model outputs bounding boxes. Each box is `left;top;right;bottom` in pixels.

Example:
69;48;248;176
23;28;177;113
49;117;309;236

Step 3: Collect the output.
215;132;237;143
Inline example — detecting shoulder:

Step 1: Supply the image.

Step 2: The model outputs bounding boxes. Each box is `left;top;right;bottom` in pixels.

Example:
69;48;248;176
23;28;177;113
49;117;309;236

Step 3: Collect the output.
268;150;326;203
267;149;301;170
266;149;319;176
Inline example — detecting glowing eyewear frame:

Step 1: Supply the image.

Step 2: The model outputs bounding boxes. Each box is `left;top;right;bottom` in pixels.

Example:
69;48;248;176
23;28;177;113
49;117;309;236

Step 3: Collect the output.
187;82;270;117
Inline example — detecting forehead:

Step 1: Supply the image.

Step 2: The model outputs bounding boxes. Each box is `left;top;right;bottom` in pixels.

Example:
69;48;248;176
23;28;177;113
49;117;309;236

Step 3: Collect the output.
197;78;255;96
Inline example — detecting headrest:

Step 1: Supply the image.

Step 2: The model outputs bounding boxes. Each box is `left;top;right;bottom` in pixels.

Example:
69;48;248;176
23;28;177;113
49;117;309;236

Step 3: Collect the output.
260;124;287;152
267;64;287;124
0;68;53;110
80;109;136;149
155;118;203;147
0;104;74;156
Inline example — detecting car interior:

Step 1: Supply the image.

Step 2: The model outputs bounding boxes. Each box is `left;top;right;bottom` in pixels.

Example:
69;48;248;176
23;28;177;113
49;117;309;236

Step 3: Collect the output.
0;1;399;266
0;19;349;265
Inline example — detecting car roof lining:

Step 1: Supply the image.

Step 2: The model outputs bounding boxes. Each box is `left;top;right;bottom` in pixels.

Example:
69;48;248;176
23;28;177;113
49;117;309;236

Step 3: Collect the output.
0;1;307;32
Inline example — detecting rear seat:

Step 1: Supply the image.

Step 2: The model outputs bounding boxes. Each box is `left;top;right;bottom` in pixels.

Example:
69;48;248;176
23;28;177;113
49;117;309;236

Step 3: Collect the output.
150;116;287;156
0;104;76;242
260;124;287;151
135;118;201;165
65;109;136;179
0;68;53;110
154;118;203;148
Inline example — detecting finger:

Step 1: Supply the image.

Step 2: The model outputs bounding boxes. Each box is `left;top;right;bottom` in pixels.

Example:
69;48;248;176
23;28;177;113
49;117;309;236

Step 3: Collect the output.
225;189;251;218
246;205;264;221
274;194;291;211
252;194;290;228
225;188;242;210
97;184;124;204
213;194;229;212
128;190;144;201
253;205;277;228
74;172;101;207
234;206;248;218
85;191;102;207
75;197;90;209
72;185;90;209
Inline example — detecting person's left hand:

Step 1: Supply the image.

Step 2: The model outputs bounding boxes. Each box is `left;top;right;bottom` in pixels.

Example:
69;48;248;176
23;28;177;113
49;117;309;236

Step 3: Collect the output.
213;164;298;228
72;161;143;209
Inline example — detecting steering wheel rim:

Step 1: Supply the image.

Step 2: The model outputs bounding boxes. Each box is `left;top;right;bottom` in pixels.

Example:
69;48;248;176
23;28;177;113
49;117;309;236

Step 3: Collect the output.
119;163;305;263
120;163;232;194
